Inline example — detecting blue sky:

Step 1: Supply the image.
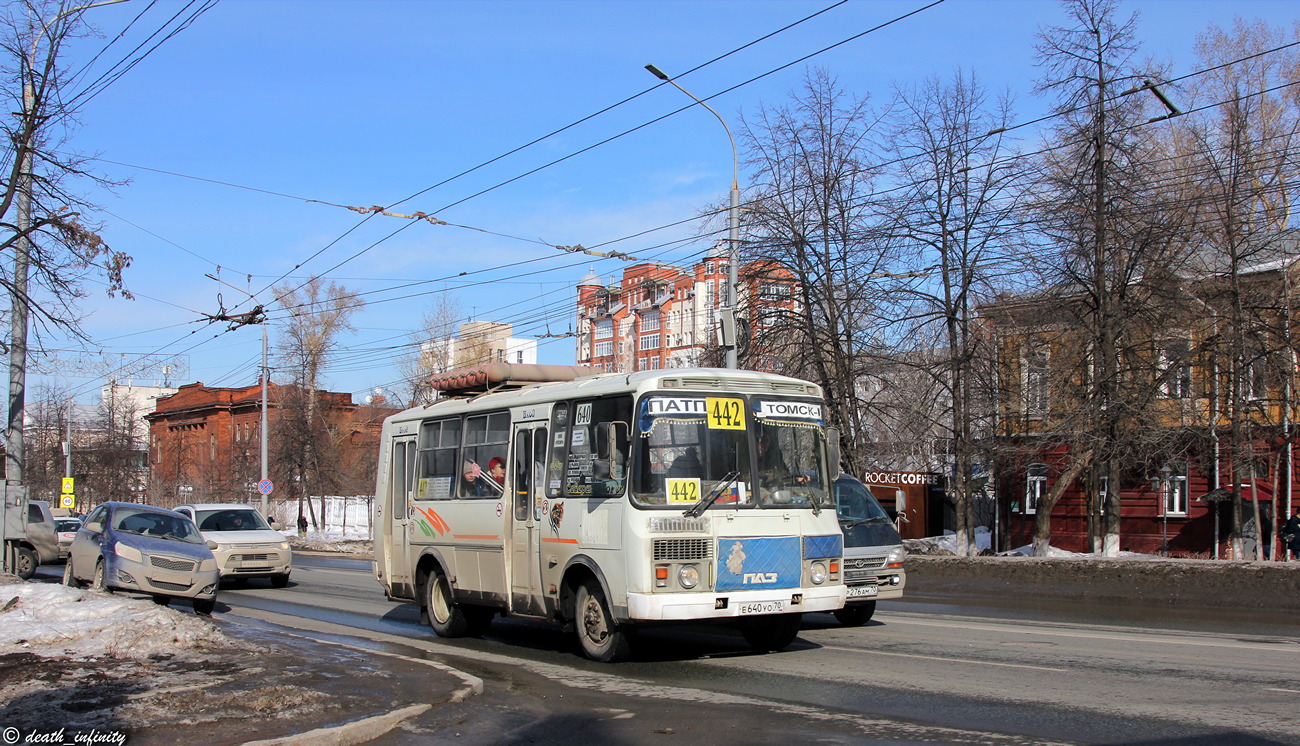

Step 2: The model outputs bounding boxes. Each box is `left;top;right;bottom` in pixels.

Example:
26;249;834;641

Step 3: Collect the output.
30;0;1295;405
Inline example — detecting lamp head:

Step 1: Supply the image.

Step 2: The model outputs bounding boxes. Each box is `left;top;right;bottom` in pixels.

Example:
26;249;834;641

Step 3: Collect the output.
645;64;669;81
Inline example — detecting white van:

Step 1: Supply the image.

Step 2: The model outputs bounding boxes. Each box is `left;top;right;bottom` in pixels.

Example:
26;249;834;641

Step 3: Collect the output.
832;474;906;626
174;503;292;587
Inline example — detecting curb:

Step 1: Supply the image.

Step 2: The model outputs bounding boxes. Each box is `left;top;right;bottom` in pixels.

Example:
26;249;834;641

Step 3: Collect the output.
243;704;432;746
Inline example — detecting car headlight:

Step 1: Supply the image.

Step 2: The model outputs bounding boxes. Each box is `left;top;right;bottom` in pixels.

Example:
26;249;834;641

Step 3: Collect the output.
199;558;217;572
886;547;906;567
114;543;143;563
276;541;290;551
810;561;828;584
678;564;700;589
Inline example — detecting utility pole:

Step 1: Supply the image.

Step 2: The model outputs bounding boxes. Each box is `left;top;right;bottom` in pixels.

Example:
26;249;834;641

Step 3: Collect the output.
3;0;130;575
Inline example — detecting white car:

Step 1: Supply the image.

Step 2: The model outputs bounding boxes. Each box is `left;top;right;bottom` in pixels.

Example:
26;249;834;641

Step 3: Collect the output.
174;503;292;587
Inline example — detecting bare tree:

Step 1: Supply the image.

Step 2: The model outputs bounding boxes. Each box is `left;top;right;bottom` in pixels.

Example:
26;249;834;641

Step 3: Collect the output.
738;67;893;473
273;277;363;529
396;293;462;406
880;69;1028;555
1175;18;1300;559
1028;0;1187;555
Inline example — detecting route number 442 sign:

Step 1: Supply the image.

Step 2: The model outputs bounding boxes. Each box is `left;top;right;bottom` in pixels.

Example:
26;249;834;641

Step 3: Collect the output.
706;397;745;430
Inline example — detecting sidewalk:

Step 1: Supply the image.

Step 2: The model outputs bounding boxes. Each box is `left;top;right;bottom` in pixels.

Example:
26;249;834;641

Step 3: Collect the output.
0;614;476;745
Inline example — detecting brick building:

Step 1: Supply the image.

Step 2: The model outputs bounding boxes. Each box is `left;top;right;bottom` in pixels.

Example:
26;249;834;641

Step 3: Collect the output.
575;246;799;373
144;381;397;508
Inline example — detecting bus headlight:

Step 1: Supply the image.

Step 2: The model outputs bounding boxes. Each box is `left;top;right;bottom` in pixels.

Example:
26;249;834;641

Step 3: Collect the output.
678;564;700;589
810;561;828;584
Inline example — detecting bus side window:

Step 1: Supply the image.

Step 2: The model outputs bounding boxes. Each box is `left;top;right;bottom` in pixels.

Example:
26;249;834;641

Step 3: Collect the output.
419;418;461;500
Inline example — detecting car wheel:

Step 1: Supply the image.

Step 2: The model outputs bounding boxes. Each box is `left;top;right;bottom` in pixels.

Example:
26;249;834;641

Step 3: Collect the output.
63;558;80;588
152;595;170;606
425;570;470;638
270;573;290;588
14;546;37;580
575;579;630;662
193;598;216;615
92;560;112;593
833;601;875;627
740;613;802;652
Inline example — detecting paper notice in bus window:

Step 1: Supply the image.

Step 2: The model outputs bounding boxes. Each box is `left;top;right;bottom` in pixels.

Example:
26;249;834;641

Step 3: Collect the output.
706;397;745;430
425;476;452;500
571;429;587;447
667;478;702;503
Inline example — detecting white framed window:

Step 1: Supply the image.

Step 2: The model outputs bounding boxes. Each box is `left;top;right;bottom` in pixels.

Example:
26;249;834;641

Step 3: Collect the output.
1160;339;1191;399
1025;463;1047;514
641;312;660;332
1161;464;1188;516
639;334;661;351
594;341;613;357
594;319;613;340
705;261;714;275
1023;347;1049;416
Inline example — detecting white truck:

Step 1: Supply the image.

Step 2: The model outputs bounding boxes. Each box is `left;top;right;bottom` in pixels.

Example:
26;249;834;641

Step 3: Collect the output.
2;487;60;580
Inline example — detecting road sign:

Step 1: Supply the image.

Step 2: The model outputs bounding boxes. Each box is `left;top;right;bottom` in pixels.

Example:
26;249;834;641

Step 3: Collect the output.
258;479;274;495
62;477;75;494
60;494;74;509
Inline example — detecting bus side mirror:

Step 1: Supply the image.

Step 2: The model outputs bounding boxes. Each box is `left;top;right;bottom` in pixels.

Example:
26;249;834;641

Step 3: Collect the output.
825;426;840;475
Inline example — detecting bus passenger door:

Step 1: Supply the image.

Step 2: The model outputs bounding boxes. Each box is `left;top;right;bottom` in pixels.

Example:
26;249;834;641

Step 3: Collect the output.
509;423;548;617
385;436;418;599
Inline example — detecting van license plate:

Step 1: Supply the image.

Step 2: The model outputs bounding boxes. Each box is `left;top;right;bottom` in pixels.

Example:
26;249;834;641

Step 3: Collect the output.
847;584;879;598
738;600;784;615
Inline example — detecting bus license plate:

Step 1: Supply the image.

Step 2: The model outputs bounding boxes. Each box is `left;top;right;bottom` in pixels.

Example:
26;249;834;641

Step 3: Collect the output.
847;584;879;598
738;600;785;615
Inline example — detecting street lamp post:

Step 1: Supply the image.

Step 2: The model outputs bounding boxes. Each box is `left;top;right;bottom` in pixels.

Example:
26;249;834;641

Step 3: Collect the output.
645;64;740;370
1152;464;1173;556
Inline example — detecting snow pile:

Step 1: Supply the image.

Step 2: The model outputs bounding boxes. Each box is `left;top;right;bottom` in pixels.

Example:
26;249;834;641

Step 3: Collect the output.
905;526;993;554
0;583;233;659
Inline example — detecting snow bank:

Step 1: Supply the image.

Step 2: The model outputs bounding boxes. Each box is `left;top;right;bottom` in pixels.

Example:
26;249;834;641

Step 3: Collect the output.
0;583;233;659
905;526;993;554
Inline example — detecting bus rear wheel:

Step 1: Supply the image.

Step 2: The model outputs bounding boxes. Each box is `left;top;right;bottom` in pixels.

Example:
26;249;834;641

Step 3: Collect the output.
575;579;630;662
426;570;471;638
740;613;802;652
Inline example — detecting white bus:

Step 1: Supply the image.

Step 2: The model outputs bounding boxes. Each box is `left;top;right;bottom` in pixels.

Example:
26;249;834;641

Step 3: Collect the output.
374;364;846;661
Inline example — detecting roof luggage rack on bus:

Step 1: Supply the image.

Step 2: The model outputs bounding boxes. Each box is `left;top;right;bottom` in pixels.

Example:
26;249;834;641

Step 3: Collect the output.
428;363;600;398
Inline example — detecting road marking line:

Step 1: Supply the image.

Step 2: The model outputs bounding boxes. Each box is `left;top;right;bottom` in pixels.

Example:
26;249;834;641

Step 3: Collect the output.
1266;687;1300;694
882;615;1300;652
820;644;1067;672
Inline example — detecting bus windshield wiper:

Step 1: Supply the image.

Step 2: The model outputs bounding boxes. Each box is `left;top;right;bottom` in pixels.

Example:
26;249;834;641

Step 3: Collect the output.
683;471;742;518
841;516;890;529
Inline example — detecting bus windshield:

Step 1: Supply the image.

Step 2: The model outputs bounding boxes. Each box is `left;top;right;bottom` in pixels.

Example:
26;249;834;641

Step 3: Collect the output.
632;394;829;509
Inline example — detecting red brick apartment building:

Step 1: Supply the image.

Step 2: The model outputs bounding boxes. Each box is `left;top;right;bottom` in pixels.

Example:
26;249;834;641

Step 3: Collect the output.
575;247;799;373
144;381;397;507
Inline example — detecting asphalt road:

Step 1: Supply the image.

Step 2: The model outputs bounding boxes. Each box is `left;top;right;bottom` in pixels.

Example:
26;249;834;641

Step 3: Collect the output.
211;554;1300;745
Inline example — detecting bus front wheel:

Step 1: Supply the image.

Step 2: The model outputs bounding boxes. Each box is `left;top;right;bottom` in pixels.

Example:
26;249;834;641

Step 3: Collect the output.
833;601;875;627
740;613;802;652
575;579;630;662
426;570;471;638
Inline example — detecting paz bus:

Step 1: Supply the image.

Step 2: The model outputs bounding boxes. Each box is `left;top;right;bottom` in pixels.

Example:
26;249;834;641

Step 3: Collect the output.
373;363;846;661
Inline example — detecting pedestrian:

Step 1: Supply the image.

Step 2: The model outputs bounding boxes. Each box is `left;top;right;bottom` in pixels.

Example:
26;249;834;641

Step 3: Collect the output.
1283;507;1300;561
297;514;308;538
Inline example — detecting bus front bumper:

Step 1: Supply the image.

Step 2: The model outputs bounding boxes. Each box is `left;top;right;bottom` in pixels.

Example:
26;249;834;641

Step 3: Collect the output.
626;584;846;621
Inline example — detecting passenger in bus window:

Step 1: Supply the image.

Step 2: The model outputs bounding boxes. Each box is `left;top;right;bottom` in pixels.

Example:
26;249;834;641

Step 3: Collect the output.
461;460;483;496
488;457;506;486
